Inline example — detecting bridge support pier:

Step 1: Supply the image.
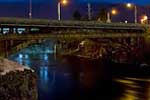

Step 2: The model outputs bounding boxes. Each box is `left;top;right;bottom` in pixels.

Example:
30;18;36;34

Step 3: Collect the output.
5;40;9;57
9;28;14;34
25;27;30;34
10;40;14;47
0;28;3;34
13;28;18;34
54;44;57;60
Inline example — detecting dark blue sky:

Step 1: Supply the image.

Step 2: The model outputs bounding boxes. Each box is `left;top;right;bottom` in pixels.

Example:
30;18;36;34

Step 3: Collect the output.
0;0;150;22
80;0;150;5
0;0;150;5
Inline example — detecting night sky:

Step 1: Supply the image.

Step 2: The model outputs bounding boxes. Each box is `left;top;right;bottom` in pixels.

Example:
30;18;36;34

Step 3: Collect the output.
0;0;149;21
0;0;150;5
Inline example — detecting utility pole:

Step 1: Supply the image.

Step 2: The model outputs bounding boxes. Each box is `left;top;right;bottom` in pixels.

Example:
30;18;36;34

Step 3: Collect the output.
29;0;32;19
88;3;91;20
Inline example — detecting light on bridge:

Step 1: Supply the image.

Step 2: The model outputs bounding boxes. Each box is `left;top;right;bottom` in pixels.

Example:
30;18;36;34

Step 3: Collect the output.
126;3;137;23
58;0;69;20
143;15;148;20
141;15;148;24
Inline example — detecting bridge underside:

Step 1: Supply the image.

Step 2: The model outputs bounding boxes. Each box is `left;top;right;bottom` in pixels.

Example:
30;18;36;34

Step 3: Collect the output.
0;32;144;40
0;18;148;57
0;33;145;57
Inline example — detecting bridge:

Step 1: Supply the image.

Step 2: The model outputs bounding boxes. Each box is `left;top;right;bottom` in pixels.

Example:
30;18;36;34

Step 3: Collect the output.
0;17;149;57
0;17;148;39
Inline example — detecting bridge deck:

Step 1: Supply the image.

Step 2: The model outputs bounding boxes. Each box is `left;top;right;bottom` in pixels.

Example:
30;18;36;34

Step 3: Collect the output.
0;17;147;31
0;33;143;40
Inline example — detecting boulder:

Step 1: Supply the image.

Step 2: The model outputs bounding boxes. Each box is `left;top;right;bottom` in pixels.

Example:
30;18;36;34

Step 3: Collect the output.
0;58;38;100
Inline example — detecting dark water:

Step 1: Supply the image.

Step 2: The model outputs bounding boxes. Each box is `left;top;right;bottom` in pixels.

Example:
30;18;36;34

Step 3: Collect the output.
9;45;150;100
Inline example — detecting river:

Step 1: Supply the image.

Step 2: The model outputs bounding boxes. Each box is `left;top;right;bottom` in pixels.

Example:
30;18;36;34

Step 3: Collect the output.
8;43;150;100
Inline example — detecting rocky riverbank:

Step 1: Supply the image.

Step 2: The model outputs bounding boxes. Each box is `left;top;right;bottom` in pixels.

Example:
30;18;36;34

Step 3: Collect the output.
60;39;108;59
0;58;38;100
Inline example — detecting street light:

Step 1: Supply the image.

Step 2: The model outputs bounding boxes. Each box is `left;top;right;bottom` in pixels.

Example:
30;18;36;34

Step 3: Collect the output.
126;3;137;23
141;15;148;24
58;0;68;20
29;0;32;19
107;9;118;23
88;3;91;20
143;15;148;20
111;9;117;15
126;3;132;8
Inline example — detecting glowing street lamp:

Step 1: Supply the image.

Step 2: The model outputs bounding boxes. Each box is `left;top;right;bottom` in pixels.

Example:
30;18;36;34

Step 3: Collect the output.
58;0;68;20
61;0;68;5
111;9;117;15
126;3;132;8
126;3;137;23
107;9;118;23
143;15;148;20
141;19;144;24
141;15;148;24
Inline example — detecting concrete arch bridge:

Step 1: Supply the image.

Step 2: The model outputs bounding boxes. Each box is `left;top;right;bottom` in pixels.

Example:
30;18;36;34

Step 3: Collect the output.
0;17;149;58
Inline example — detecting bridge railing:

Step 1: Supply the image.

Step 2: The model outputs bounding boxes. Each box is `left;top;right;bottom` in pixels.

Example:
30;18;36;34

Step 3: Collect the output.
0;17;147;29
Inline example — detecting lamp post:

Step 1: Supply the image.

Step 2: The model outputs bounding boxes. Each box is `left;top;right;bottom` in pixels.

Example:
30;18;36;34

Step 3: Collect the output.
88;3;91;20
126;3;137;23
58;2;61;20
107;9;117;23
29;0;32;19
106;12;111;23
58;0;68;20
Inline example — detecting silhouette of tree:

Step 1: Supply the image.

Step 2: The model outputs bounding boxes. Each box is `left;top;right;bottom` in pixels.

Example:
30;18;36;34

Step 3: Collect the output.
73;10;81;20
97;8;107;22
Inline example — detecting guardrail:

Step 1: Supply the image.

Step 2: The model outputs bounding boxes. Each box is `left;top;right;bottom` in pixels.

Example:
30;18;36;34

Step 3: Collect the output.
0;17;147;29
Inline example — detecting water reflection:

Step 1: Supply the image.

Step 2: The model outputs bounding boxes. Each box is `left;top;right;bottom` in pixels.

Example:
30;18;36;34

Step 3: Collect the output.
44;54;48;61
19;53;23;59
114;77;150;100
40;67;49;81
8;43;150;100
39;66;50;93
25;54;29;59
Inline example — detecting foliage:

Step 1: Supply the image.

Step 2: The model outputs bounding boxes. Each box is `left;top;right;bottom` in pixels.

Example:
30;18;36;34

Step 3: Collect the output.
97;8;107;22
72;10;82;20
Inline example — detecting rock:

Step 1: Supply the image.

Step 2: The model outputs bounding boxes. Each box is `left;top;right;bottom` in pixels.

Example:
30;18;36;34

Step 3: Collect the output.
0;58;38;100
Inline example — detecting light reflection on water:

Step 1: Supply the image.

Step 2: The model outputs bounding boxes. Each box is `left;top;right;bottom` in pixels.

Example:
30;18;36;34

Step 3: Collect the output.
113;77;150;100
9;51;74;100
9;45;150;100
40;67;49;81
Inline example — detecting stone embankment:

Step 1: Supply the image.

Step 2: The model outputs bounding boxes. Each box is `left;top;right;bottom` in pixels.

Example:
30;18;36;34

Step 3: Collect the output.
0;58;38;100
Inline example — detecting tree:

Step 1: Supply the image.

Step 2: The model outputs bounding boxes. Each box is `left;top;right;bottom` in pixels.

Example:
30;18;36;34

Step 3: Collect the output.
72;10;81;20
97;8;107;22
